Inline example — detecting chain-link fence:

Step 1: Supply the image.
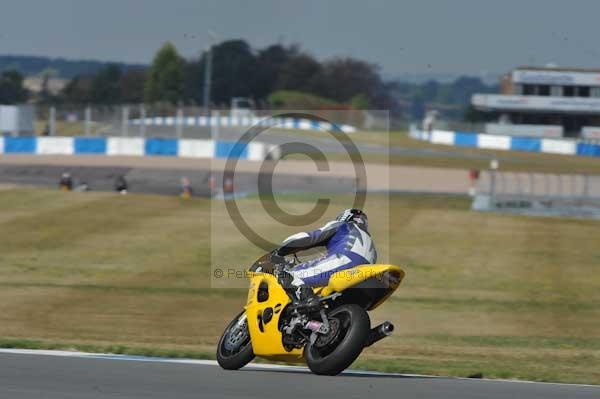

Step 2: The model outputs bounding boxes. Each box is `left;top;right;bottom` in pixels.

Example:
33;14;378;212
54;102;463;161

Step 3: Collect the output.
32;105;390;139
477;170;600;200
473;170;600;219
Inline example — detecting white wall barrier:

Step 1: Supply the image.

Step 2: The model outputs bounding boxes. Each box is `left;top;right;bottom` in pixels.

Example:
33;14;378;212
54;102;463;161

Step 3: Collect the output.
540;139;576;155
477;134;511;150
107;138;145;156
178;139;215;158
430;130;455;145
36;137;74;155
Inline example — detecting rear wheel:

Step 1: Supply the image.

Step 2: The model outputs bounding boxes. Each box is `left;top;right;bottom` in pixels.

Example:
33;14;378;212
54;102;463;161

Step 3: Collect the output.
304;304;370;375
216;311;255;370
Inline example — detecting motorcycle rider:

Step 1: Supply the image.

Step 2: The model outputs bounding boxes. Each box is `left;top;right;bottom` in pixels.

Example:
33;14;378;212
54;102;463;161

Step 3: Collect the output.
273;209;377;305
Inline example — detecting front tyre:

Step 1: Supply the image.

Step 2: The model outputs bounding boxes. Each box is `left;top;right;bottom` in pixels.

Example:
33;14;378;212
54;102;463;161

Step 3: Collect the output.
216;311;255;370
304;304;370;376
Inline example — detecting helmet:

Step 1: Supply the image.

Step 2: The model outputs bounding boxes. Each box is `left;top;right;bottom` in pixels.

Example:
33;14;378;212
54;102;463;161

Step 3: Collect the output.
336;208;368;229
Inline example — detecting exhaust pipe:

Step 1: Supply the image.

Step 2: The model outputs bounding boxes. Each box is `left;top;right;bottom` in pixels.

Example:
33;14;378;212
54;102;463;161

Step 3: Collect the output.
365;321;394;347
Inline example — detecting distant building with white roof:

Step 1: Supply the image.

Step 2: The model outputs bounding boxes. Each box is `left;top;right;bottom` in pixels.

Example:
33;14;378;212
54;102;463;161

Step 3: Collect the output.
472;66;600;139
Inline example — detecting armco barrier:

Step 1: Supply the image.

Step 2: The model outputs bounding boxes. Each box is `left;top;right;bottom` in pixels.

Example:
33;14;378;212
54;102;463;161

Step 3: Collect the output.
409;126;600;158
130;115;357;134
0;136;278;161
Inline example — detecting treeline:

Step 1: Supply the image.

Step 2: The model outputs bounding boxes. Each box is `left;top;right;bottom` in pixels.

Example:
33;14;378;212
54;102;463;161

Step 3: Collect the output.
391;77;498;120
0;55;144;79
0;41;498;121
0;69;29;104
54;40;397;112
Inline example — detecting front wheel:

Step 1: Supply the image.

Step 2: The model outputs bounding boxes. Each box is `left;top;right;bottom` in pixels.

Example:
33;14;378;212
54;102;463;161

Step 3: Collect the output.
216;311;255;370
304;304;370;376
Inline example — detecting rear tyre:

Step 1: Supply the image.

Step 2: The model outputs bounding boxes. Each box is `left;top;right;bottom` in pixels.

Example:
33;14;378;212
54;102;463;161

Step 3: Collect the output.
216;311;255;370
304;304;370;376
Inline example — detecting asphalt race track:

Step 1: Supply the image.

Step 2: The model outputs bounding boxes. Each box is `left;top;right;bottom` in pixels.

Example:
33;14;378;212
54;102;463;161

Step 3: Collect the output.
0;350;597;399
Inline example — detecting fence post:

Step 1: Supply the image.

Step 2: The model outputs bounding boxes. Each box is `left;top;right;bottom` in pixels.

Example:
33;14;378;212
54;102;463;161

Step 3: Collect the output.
176;108;183;140
529;172;535;197
212;109;220;142
121;105;129;137
557;174;563;199
583;174;590;199
49;106;56;136
140;104;146;138
84;106;92;136
489;170;496;207
12;106;19;136
498;172;506;195
515;172;522;198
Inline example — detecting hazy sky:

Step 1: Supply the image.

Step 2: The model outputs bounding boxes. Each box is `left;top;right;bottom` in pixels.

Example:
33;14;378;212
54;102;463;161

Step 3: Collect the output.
1;0;599;76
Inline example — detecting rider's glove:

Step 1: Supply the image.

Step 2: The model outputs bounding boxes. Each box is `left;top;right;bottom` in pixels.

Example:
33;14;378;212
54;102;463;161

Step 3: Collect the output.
270;250;286;266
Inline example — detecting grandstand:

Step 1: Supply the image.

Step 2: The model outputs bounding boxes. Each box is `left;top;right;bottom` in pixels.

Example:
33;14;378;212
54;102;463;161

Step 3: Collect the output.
472;66;600;138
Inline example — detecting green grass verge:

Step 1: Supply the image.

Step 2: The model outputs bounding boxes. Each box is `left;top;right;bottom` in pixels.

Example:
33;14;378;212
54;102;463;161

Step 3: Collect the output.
274;129;600;174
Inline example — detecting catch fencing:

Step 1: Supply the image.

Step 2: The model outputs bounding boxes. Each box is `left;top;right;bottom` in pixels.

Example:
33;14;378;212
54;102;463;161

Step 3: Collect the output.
473;170;600;219
28;105;374;139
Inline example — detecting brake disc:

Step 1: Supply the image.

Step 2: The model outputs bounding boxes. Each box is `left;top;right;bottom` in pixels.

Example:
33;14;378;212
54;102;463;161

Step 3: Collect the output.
315;318;340;348
224;318;249;351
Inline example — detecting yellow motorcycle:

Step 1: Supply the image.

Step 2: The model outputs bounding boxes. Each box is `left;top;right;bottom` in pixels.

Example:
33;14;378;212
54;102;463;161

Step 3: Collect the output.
217;252;405;375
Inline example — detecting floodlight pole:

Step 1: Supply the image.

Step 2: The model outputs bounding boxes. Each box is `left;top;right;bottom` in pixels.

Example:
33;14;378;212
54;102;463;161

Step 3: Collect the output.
203;30;219;112
203;46;212;111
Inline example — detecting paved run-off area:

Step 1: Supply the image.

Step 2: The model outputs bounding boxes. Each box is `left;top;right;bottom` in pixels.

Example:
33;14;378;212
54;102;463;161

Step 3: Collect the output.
0;154;473;194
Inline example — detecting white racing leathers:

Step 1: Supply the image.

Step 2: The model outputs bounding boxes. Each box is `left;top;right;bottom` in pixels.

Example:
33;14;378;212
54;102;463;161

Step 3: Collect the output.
277;221;377;287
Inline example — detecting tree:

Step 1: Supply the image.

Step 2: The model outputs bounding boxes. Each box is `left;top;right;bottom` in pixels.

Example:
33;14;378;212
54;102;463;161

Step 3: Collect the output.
144;42;185;104
253;44;297;101
268;90;337;109
277;53;321;93
38;68;58;104
182;58;204;104
350;93;370;109
120;68;146;104
450;76;497;105
208;40;258;105
421;80;440;102
310;57;383;105
89;64;123;104
60;75;92;104
0;69;29;104
463;104;489;123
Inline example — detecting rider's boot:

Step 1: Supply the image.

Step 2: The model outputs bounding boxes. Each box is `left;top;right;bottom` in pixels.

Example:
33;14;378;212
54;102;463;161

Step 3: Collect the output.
292;284;320;307
276;269;319;307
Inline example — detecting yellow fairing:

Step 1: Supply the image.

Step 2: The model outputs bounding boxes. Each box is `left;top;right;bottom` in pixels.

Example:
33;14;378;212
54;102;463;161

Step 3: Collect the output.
319;264;405;310
244;264;404;361
245;272;303;362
